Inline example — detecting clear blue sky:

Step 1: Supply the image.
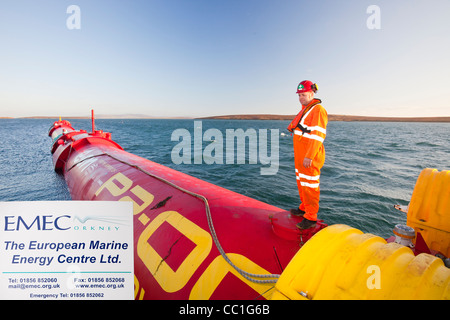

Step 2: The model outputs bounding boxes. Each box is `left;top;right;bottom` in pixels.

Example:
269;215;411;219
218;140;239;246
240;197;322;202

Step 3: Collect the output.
1;0;449;118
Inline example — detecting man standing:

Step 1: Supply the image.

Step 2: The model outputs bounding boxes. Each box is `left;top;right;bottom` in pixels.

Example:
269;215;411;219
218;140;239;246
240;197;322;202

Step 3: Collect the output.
287;80;328;229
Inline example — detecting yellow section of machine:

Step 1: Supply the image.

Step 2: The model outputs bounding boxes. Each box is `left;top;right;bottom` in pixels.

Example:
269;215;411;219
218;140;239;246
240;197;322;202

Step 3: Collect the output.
407;168;450;257
272;224;450;300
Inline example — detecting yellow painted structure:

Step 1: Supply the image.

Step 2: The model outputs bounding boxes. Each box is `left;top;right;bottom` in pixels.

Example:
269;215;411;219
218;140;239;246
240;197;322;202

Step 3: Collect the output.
272;168;450;300
407;168;450;257
272;224;450;300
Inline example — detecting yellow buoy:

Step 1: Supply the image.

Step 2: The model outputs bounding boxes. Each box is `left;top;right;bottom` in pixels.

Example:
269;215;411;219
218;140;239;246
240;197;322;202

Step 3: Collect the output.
407;168;450;257
272;224;450;300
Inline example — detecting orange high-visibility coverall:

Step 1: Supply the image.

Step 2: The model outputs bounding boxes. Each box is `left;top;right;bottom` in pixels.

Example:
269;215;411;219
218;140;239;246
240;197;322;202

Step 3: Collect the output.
287;98;328;221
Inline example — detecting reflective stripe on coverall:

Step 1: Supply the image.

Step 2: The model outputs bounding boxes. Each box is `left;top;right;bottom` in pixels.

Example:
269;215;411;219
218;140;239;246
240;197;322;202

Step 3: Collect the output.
287;98;328;221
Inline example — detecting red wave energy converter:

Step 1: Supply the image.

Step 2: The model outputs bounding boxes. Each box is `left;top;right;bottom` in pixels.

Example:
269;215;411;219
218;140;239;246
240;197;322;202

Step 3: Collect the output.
48;112;450;300
48;112;326;300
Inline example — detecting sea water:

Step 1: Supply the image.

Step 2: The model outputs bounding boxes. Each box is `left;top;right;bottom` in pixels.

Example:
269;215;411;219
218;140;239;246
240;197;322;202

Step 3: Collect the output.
0;118;449;238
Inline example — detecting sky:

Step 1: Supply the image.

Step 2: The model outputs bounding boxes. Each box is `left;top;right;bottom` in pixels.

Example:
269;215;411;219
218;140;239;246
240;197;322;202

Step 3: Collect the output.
0;0;449;118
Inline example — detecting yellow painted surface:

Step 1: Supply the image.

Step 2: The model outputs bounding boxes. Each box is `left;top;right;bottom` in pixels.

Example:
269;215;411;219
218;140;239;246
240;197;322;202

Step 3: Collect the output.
273;224;450;300
407;168;450;257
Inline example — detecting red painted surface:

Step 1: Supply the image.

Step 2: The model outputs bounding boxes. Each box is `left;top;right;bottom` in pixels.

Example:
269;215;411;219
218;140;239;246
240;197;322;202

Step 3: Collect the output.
48;119;327;300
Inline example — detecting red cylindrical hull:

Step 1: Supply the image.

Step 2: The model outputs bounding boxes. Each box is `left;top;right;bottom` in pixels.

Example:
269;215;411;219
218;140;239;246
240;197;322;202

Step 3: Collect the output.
49;120;326;300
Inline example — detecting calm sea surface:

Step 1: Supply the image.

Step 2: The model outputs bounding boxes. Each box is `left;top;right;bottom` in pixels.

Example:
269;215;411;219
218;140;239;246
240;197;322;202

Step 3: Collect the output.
1;118;449;238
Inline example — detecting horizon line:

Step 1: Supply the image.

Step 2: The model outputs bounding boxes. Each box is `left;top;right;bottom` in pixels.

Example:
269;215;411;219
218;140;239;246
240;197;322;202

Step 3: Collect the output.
1;114;450;122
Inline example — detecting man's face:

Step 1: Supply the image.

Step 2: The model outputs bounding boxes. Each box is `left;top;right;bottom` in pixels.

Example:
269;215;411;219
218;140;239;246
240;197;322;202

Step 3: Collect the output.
298;91;314;106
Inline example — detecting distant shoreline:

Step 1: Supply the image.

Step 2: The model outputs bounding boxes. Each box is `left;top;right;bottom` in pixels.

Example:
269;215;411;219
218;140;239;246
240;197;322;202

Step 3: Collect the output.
1;114;450;122
198;114;450;122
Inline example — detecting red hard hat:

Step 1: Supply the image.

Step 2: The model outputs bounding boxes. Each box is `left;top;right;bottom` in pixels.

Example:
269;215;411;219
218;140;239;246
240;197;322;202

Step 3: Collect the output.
296;80;318;93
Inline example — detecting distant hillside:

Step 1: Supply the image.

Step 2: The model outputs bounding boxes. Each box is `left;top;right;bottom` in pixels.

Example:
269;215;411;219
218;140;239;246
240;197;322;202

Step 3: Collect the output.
4;114;450;122
198;114;293;120
329;115;450;122
199;114;450;122
14;114;191;119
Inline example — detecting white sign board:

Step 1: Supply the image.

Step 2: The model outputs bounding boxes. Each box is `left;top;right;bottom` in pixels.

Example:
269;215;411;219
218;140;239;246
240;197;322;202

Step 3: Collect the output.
0;201;134;300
